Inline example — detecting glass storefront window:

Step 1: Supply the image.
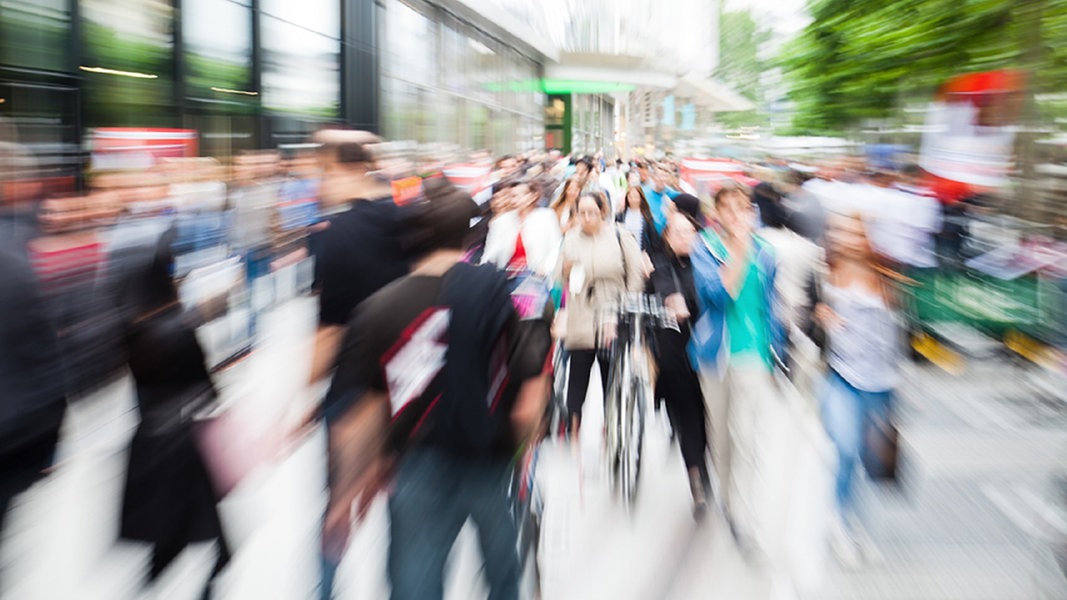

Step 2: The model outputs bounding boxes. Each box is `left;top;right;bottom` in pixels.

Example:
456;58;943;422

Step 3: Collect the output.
383;1;436;88
81;0;177;128
260;0;340;117
379;0;543;156
0;0;70;72
183;0;254;103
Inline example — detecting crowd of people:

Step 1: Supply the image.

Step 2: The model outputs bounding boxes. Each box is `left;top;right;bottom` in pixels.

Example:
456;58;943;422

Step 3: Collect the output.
0;127;936;599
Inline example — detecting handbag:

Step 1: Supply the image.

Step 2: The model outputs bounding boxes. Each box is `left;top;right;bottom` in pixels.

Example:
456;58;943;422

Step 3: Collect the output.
862;409;899;482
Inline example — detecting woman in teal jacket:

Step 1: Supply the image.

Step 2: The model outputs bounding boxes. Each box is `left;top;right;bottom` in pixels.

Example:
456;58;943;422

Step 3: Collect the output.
687;183;787;561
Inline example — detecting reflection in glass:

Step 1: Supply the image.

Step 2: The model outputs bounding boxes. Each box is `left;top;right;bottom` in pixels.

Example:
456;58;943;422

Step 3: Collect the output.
183;0;253;100
0;0;70;72
81;0;176;128
378;0;543;156
260;0;340;117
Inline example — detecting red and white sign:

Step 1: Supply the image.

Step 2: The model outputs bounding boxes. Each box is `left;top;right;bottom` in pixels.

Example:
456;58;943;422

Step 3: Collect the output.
679;157;753;196
91;128;199;171
442;164;492;197
919;70;1023;195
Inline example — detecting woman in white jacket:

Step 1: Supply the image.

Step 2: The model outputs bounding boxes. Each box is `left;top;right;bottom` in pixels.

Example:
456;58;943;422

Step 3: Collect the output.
482;180;562;278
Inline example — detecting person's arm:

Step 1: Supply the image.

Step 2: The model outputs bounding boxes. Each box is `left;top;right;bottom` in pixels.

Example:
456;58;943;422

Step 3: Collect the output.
646;228;676;297
617;227;645;293
690;236;730;312
309;324;345;385
480;211;518;269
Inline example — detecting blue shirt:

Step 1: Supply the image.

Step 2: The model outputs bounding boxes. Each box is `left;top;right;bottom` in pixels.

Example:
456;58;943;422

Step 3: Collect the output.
642;185;680;234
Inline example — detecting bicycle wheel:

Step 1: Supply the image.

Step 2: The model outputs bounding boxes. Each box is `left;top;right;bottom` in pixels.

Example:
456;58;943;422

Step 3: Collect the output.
619;376;646;509
604;346;627;494
548;344;569;438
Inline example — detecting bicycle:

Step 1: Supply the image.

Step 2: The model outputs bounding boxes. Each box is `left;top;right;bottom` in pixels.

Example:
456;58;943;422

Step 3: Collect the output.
602;293;677;510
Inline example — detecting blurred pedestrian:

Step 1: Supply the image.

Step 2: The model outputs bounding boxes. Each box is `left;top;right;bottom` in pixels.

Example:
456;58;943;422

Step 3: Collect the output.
556;193;645;435
0;243;67;587
816;213;903;566
549;177;584;235
482;180;560;278
307;132;413;599
0;140;67;591
321;178;549;600
754;183;825;376
781;169;827;245
643;164;681;234
113;227;230;599
655;212;711;518
689;183;787;556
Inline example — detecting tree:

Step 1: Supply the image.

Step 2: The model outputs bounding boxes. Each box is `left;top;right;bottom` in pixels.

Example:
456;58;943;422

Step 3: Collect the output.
714;7;772;130
778;0;1067;135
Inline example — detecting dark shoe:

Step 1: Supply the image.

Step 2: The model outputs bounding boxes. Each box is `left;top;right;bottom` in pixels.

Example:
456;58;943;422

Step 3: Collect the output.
692;500;709;522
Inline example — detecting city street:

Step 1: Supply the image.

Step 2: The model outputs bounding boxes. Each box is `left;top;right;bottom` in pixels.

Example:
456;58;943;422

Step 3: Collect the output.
1;296;1065;599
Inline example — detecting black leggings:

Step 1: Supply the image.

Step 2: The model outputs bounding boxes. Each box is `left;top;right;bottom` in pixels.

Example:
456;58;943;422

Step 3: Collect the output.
566;348;611;423
654;330;707;470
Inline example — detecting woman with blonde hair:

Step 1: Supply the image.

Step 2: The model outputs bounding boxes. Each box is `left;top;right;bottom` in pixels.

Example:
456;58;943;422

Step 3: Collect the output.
816;212;903;565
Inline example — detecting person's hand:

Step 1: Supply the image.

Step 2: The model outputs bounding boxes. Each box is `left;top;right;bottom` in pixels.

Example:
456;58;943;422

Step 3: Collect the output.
322;495;355;563
641;252;655;278
354;456;394;522
600;320;618;347
665;293;690;322
814;303;844;330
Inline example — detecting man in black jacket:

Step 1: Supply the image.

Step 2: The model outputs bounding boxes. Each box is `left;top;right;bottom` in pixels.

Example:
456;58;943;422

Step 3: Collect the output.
0;242;66;570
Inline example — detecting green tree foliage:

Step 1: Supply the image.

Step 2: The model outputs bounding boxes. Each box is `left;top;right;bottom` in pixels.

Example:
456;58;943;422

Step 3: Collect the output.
715;8;772;129
780;0;1067;135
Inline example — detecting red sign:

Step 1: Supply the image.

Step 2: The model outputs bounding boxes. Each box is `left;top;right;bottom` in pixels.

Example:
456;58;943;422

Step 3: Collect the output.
91;128;198;171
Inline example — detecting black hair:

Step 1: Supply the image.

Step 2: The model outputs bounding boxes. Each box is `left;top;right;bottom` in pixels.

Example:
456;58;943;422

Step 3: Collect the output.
579;191;605;213
507;178;543;199
336;141;375;165
403;177;479;255
115;225;180;317
753;182;787;229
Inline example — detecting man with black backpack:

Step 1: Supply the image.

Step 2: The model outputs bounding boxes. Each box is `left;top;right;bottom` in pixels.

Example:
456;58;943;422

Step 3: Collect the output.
322;177;548;600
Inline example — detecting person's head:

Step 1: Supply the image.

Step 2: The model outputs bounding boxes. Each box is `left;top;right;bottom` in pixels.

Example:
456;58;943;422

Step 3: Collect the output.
714;183;755;238
313;130;383;205
575;157;593;181
490;179;516;214
0;141;41;206
577;193;607;236
562;177;582;203
753;182;787;229
670;193;704;228
827;212;873;262
495;155;518;177
624;185;654;223
636;161;651;183
652;165;672;192
403;177;479;257
626;185;646;210
665;212;699;257
115;225;180;317
509;179;542;212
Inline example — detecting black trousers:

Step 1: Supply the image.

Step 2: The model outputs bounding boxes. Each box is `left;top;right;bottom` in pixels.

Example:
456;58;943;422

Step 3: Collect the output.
654;329;707;470
567;348;611;422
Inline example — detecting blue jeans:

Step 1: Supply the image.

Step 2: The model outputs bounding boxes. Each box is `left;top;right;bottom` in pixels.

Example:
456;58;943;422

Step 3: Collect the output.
387;449;520;600
820;370;893;516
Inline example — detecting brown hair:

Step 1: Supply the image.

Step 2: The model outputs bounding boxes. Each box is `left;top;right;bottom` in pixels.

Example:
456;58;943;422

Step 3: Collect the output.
550;177;582;219
621;185;655;228
826;212;902;306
